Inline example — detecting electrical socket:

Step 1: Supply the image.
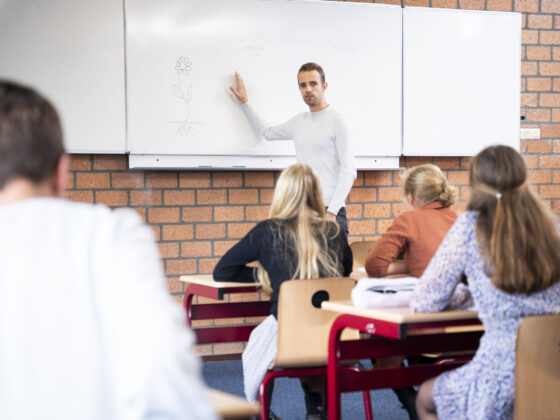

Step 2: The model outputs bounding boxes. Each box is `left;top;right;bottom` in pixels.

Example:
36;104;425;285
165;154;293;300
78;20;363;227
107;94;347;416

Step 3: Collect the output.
520;128;540;139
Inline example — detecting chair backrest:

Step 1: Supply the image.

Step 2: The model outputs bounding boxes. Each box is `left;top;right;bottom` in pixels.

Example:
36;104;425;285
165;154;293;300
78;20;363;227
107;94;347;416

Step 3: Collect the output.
273;277;357;368
350;240;376;270
514;314;560;420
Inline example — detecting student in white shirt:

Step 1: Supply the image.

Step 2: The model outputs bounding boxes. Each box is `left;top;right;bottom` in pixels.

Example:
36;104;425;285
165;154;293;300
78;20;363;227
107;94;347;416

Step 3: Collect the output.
0;80;217;420
229;62;357;233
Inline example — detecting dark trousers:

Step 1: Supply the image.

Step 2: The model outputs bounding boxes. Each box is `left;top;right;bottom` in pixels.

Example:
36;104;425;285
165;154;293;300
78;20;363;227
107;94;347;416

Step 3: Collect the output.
334;207;348;235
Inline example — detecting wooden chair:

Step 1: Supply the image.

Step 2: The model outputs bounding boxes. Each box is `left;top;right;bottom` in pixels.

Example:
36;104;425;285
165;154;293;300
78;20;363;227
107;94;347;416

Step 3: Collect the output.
350;240;376;270
258;277;373;420
206;388;260;420
514;314;560;420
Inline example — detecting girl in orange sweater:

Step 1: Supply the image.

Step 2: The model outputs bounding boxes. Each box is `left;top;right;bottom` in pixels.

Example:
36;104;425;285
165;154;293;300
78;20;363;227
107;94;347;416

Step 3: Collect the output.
364;164;458;420
365;164;458;278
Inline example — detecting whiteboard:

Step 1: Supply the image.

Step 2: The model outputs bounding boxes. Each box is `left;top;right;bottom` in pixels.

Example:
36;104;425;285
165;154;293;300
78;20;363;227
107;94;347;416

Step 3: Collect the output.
0;0;126;153
126;0;402;167
403;7;521;155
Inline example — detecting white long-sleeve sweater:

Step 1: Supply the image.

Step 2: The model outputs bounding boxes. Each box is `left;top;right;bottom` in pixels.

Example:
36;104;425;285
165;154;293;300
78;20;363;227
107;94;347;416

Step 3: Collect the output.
242;102;357;215
0;198;217;420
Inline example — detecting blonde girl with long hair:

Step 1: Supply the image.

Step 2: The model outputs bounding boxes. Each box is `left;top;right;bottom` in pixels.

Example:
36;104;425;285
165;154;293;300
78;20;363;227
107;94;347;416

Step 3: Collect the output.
412;145;560;420
365;164;458;278
213;163;352;419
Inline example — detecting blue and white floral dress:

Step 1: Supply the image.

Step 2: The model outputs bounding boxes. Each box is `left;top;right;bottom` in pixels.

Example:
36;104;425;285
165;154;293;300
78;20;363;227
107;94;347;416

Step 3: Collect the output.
411;211;560;420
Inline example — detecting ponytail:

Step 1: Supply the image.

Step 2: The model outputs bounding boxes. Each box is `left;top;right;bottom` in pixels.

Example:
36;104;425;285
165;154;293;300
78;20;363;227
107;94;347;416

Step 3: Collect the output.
469;146;560;294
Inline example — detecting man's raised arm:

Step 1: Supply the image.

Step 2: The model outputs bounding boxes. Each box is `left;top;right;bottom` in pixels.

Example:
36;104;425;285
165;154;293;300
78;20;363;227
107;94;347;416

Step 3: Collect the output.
228;71;295;141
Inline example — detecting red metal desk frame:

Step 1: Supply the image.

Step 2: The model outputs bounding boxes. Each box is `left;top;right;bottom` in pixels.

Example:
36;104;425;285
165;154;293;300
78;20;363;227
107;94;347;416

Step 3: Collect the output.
324;304;482;420
181;275;271;361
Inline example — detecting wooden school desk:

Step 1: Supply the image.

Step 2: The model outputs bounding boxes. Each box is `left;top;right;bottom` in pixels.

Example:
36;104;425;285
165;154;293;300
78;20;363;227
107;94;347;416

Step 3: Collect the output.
206;388;260;420
322;301;483;420
180;275;270;361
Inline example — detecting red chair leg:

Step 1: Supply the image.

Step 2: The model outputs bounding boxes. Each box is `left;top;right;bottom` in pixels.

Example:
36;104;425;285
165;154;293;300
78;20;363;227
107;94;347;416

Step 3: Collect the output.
259;373;274;420
344;364;374;419
362;390;374;420
259;366;375;419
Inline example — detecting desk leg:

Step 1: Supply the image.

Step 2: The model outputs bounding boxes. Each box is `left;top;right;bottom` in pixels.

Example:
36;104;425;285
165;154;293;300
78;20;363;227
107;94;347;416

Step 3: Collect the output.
327;315;348;420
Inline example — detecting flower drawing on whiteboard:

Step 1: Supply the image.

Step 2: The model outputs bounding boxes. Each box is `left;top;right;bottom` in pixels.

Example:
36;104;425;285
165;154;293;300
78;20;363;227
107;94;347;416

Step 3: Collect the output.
171;56;200;136
175;56;192;75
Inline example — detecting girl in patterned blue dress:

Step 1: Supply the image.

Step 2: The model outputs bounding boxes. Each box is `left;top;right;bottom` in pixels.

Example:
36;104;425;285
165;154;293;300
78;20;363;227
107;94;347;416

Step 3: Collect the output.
410;145;560;420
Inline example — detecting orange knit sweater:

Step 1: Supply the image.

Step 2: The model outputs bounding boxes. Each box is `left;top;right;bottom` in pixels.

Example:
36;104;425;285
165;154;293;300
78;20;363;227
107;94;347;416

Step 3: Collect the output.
365;202;458;278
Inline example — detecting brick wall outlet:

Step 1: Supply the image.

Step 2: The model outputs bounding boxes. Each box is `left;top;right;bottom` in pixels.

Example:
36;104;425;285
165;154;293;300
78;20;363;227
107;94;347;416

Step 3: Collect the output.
520;128;541;139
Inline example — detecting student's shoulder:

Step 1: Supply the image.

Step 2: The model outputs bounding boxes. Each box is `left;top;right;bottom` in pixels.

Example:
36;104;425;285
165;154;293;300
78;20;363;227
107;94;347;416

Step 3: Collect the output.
255;218;275;228
250;219;278;236
446;210;478;239
58;198;147;235
65;199;141;223
441;205;459;217
386;208;439;236
418;203;459;220
32;199;151;246
457;210;479;225
40;198;114;223
391;209;417;226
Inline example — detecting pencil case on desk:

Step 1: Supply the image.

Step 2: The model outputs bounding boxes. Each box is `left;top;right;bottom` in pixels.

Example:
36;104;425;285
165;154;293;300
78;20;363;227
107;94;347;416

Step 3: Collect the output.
351;277;418;309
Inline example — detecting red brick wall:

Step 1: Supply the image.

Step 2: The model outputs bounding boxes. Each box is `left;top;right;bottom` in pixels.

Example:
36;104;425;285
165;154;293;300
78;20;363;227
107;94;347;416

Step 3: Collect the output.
65;0;560;356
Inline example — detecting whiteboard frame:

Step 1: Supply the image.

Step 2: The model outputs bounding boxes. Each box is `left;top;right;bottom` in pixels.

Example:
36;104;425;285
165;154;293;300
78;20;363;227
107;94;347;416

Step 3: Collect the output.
128;154;399;170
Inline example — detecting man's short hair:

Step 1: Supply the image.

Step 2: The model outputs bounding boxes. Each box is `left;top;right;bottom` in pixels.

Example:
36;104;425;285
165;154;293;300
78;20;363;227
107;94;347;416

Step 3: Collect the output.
0;80;64;189
298;62;326;84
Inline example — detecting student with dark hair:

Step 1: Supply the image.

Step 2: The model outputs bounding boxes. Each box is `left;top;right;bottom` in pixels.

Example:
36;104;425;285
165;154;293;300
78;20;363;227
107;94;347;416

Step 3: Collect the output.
229;62;356;233
412;145;560;420
0;80;216;420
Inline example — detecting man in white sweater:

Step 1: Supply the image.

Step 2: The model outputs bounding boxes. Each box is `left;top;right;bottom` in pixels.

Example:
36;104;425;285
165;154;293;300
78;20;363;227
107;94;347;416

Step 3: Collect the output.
0;80;217;420
230;63;357;233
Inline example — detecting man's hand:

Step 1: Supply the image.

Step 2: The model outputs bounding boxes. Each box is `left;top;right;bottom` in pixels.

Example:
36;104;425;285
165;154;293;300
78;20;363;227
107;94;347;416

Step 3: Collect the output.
326;212;337;222
229;72;248;103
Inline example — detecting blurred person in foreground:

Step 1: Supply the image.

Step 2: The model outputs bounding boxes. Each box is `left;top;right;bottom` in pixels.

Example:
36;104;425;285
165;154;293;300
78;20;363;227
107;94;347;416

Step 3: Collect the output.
0;80;217;420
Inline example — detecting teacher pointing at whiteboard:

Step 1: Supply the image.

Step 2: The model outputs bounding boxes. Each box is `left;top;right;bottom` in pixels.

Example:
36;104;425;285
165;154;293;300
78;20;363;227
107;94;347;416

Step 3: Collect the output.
229;62;356;233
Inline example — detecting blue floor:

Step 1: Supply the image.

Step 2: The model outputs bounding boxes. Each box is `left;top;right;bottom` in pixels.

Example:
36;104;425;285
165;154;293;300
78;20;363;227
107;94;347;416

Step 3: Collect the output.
202;359;409;419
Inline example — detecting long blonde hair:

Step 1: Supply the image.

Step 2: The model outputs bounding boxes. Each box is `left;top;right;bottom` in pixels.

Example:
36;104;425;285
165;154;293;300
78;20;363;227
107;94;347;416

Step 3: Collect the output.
401;164;456;207
468;145;560;294
256;164;343;294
